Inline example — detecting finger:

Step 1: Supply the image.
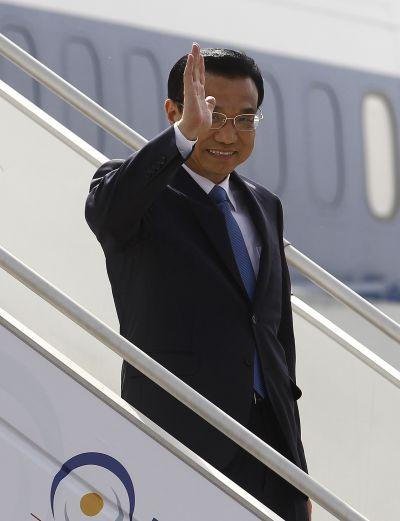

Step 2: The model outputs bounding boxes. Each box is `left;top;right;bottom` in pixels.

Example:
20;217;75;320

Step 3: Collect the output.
199;53;205;85
192;42;200;83
183;53;194;91
205;95;216;112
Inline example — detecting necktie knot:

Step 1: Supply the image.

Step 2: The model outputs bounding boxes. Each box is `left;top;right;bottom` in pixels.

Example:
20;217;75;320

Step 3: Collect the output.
209;185;229;205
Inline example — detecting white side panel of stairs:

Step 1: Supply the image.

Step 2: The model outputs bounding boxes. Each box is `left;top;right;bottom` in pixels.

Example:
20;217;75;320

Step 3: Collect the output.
0;311;280;521
2;80;399;520
294;312;400;521
0;81;122;394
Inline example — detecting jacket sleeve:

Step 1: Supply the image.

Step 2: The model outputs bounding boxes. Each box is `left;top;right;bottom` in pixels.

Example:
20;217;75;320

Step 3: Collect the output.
276;197;309;474
85;125;192;244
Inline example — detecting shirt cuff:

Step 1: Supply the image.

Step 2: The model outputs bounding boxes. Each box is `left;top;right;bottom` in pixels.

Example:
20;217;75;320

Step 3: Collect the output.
174;122;197;159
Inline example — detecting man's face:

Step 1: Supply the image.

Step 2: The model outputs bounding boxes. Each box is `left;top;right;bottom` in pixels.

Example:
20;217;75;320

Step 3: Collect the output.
174;73;259;184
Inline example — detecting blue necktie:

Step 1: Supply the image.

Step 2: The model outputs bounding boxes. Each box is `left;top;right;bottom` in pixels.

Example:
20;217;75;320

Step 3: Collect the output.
209;185;266;398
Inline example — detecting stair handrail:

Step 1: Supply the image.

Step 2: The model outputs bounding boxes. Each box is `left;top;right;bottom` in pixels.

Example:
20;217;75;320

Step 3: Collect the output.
291;295;400;389
1;32;398;344
3;76;400;518
0;244;370;521
284;240;400;343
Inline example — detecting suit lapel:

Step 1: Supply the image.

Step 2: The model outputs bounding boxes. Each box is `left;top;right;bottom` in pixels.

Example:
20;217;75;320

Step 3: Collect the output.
230;172;274;309
169;168;249;300
169;168;273;305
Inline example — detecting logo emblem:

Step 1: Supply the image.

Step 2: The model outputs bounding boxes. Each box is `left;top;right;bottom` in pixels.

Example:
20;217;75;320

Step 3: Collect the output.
50;452;135;520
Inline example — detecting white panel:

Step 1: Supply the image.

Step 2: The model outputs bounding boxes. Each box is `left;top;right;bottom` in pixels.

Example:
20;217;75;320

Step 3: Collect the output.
0;319;278;520
0;81;122;394
362;93;398;219
294;309;400;521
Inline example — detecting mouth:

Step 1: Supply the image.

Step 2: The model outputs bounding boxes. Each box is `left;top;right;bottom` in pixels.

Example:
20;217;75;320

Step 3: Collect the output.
206;149;237;160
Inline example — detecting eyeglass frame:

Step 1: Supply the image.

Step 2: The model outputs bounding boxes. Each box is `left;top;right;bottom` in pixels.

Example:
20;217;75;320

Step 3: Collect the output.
175;102;263;131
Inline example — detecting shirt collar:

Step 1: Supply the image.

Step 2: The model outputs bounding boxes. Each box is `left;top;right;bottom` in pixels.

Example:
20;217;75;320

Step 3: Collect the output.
182;164;237;211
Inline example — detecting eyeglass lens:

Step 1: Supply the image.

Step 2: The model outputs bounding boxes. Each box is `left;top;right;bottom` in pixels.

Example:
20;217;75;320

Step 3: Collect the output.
210;112;260;131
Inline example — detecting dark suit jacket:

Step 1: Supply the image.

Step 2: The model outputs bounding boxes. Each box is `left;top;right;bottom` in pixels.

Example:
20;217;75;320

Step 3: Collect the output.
85;125;308;476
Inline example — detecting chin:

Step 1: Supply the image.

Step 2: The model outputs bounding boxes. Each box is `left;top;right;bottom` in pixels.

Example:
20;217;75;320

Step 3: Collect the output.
210;165;232;177
206;157;239;171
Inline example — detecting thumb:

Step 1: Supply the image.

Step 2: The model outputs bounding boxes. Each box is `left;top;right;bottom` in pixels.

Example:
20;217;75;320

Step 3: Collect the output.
205;96;216;112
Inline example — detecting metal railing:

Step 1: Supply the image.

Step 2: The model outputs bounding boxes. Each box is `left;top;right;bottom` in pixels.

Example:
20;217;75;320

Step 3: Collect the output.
285;240;400;343
1;32;398;344
1;31;400;520
291;296;400;390
0;245;369;521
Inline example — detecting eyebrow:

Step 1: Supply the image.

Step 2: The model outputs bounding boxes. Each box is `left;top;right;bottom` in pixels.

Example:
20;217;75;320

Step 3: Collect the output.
214;106;257;114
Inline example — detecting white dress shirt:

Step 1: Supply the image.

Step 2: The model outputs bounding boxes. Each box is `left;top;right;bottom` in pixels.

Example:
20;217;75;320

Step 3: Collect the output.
174;123;262;277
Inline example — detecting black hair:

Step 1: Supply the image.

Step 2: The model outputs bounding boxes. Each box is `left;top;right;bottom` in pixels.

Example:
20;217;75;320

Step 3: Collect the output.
168;48;264;108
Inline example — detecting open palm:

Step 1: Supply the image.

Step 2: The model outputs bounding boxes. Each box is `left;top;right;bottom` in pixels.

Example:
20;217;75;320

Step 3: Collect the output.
178;43;216;140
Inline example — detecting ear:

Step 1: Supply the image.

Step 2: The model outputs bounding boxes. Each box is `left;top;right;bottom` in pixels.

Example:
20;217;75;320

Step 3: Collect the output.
165;99;182;125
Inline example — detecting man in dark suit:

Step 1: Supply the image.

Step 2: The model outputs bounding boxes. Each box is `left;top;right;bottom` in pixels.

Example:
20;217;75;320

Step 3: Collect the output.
86;43;311;520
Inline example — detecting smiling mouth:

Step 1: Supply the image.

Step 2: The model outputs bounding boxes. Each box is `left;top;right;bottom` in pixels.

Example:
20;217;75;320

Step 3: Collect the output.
207;149;236;159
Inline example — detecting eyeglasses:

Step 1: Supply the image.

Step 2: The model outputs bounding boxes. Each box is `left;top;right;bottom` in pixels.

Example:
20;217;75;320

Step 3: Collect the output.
177;103;263;131
211;110;263;131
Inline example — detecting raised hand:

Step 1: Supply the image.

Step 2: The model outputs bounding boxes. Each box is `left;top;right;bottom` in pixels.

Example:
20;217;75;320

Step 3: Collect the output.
178;43;216;140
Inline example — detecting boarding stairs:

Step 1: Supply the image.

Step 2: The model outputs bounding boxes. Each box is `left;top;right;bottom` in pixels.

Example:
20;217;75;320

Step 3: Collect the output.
1;34;400;521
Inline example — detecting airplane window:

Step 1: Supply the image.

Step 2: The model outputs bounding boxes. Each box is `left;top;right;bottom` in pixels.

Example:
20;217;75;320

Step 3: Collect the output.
362;93;398;219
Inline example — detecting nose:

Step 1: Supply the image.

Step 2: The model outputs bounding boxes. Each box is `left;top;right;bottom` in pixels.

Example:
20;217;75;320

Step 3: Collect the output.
214;119;238;144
